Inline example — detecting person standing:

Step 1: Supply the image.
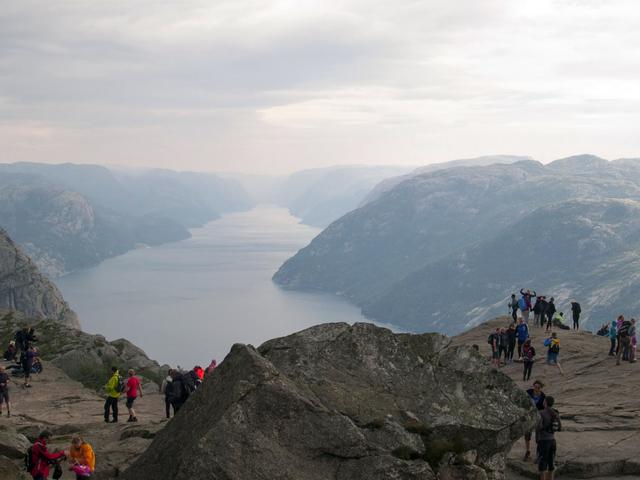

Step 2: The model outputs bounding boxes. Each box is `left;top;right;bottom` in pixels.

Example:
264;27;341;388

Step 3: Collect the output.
617;318;632;365
489;328;501;368
499;328;509;365
509;294;519;322
125;369;143;422
69;435;95;479
522;339;536;381
609;319;618;356
570;300;581;330
545;298;556;332
516;319;529;360
507;322;517;363
523;380;546;461
21;344;38;388
545;332;564;375
0;366;10;417
519;289;537;324
533;297;543;327
29;430;66;480
104;367;121;423
160;369;174;419
536;396;562;480
630;319;637;363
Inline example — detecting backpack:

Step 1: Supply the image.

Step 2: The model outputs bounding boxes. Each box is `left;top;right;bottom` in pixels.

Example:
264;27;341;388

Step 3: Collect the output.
487;333;495;345
550;341;560;354
544;409;561;434
619;322;630;338
523;345;535;361
24;446;34;472
181;373;195;401
116;375;126;394
518;297;527;311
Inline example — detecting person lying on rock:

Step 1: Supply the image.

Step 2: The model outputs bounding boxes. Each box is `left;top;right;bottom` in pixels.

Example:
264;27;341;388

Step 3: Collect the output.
69;434;95;479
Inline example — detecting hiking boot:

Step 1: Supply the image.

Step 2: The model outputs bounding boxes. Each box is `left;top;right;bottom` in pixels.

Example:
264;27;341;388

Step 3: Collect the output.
127;417;134;423
133;417;138;422
110;419;118;423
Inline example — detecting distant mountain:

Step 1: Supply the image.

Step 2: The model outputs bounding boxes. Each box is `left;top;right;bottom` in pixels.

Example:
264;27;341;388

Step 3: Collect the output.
276;165;413;227
363;155;532;204
0;229;79;327
274;155;640;334
0;162;254;275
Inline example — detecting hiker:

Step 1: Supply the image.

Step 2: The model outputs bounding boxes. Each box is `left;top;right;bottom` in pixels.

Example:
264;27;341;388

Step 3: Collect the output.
0;365;10;417
609;319;618;356
545;332;563;374
506;322;517;363
489;328;501;368
533;296;544;327
499;328;509;364
536;396;562;480
630;319;637;363
596;323;609;337
189;366;204;389
545;298;556;332
160;369;174;419
69;435;95;479
104;367;122;423
519;289;537;323
552;312;570;330
516;319;529;359
205;359;217;375
538;296;549;328
125;369;143;422
523;380;546;461
28;430;66;480
21;344;38;388
169;369;190;413
522;339;536;381
509;294;519;322
617;317;632;365
570;300;581;330
3;341;17;361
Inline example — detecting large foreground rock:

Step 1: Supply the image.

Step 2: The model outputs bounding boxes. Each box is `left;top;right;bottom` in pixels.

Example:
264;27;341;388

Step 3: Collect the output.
123;323;535;479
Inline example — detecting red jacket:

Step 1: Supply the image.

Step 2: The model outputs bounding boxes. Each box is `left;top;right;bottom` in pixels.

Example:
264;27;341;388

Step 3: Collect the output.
31;438;65;478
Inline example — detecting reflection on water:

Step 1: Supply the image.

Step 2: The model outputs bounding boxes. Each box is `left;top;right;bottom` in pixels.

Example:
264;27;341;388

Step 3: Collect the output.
57;205;368;367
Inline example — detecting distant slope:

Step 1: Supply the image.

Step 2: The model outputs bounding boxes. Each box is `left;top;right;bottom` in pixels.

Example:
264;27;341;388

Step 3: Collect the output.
363;155;532;204
0;229;79;327
276;165;413;227
274;156;640;334
0;162;254;275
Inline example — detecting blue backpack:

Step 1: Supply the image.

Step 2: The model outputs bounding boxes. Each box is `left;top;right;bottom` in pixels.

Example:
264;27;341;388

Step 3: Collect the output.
518;297;527;311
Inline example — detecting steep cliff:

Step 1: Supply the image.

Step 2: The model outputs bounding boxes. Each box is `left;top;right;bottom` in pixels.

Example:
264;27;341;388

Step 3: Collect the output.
0;230;79;328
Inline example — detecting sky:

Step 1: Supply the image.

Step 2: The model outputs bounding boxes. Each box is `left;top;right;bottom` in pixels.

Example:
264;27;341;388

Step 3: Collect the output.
1;0;639;174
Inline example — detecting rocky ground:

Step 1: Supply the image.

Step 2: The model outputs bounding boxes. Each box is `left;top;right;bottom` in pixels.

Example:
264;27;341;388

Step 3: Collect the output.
453;317;640;479
0;358;167;479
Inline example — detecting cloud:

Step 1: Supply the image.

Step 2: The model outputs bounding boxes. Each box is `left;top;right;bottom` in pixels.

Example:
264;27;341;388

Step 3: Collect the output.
1;0;640;173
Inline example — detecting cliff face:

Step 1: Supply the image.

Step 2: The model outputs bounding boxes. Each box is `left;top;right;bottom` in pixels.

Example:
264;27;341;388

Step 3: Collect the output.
0;230;79;328
123;323;534;480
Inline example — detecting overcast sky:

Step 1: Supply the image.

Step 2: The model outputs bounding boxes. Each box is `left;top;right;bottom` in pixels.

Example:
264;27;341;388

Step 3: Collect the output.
1;0;639;174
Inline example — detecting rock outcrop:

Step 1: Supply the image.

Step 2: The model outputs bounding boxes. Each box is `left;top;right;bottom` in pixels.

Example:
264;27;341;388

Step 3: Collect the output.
123;323;535;480
0;230;78;328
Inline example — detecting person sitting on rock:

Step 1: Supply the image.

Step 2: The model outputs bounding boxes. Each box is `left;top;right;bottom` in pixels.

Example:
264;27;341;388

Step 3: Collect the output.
29;430;67;480
522;339;536;381
0;365;10;417
552;312;570;330
596;323;609;337
523;380;546;461
3;340;17;362
125;369;143;422
536;396;562;480
69;434;95;479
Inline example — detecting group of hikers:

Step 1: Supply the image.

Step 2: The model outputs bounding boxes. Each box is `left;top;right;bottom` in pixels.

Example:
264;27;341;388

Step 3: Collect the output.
26;431;95;480
596;315;637;365
508;289;582;331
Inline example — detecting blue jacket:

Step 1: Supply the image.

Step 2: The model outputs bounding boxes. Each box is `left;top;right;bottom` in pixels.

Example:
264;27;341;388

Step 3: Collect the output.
609;321;618;339
516;323;529;342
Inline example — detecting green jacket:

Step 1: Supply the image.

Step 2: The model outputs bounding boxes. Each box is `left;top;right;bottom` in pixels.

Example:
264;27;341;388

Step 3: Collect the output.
105;371;121;399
